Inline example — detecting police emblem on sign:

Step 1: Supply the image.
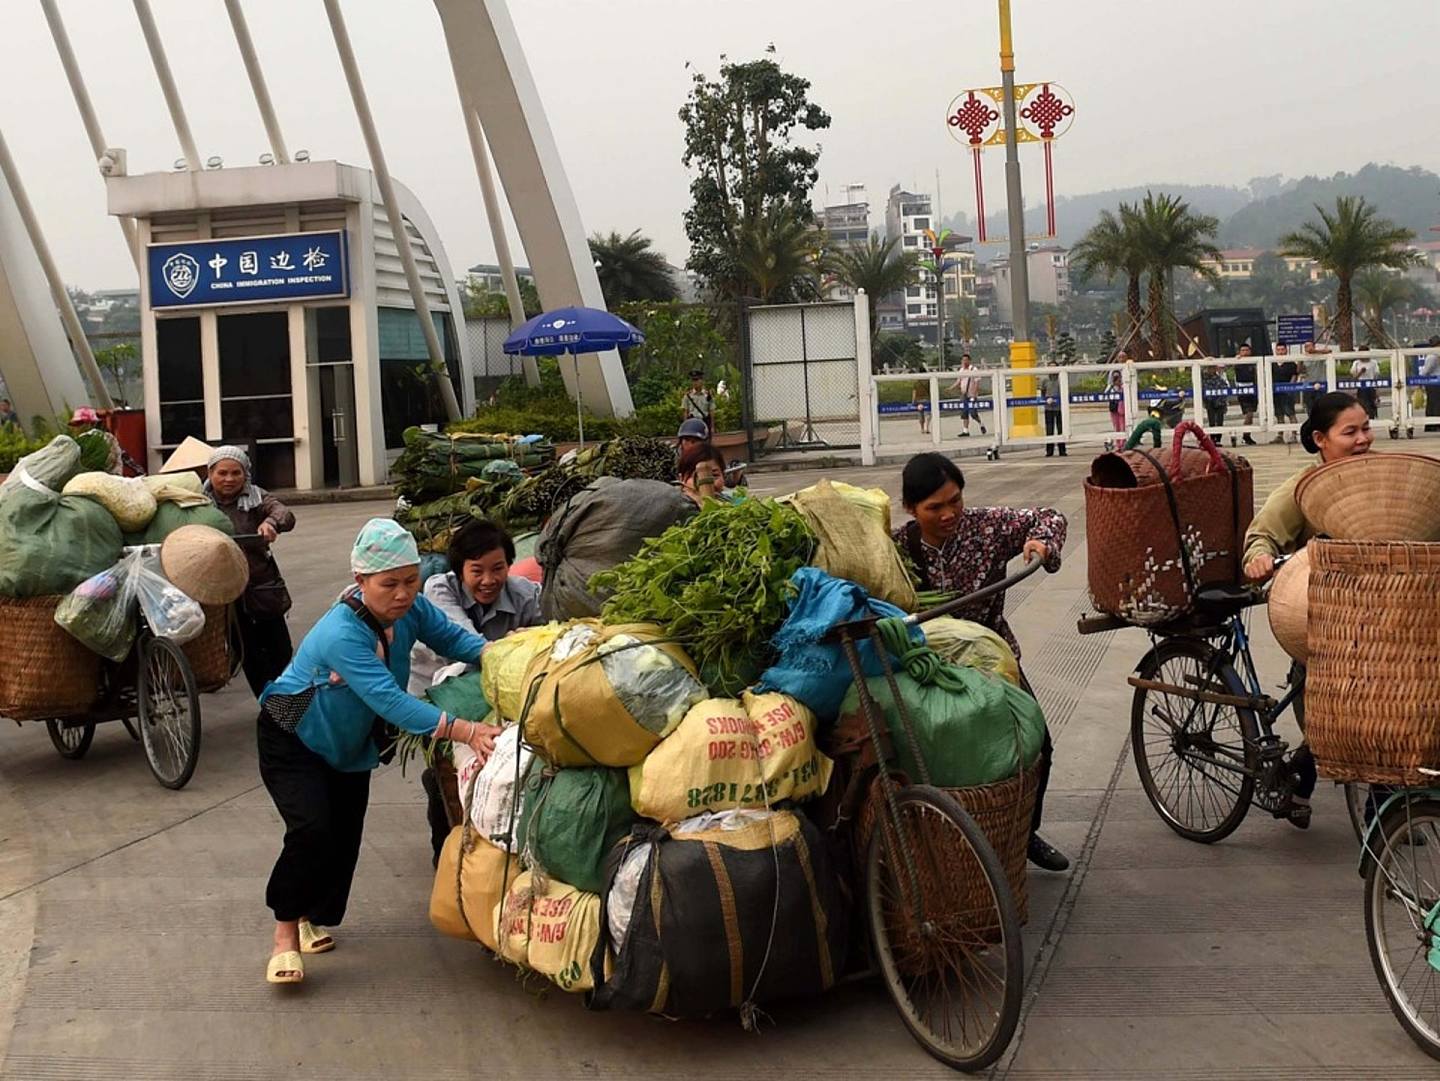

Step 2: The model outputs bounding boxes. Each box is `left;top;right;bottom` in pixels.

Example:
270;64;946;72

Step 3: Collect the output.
161;252;200;299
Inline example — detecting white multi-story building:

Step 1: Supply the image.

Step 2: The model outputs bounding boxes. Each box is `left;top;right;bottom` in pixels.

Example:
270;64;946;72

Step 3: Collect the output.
992;244;1071;322
885;186;938;338
818;185;870;300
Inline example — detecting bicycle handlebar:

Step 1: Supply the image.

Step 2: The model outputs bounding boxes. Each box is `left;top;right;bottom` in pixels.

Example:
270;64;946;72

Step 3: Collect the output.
903;557;1045;628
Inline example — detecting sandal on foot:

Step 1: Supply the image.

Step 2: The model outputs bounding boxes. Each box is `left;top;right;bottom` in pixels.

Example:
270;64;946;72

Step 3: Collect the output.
299;921;335;955
266;950;304;985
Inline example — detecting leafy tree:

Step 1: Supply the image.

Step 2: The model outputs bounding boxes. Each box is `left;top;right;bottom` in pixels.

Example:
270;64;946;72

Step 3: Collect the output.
589;230;679;306
1098;328;1118;360
730;203;823;303
679;54;831;299
1216;252;1320;317
1280;196;1419;349
463;275;542;320
1127;192;1222;359
1353;270;1422;345
825;232;919;342
872;332;924;373
1071;207;1147;355
1054;331;1078;363
93;341;138;407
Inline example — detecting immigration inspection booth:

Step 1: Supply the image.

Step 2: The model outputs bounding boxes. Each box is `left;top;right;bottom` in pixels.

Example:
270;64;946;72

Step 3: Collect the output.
107;158;474;491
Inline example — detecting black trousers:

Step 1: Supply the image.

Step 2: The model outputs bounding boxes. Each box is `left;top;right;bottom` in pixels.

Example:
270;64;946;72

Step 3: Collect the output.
238;610;294;699
421;766;451;867
1043;409;1066;456
257;713;371;925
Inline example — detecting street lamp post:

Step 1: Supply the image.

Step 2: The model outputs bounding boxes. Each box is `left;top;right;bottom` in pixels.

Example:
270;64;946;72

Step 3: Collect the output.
998;0;1038;435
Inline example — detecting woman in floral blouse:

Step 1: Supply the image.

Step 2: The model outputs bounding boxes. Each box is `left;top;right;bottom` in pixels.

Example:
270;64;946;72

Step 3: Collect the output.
893;452;1070;872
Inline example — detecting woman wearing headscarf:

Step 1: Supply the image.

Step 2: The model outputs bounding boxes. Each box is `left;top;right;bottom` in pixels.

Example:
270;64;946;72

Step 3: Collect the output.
257;518;498;986
205;445;296;697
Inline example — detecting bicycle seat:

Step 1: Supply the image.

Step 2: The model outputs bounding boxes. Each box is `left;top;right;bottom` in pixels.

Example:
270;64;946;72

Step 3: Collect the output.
1193;583;1259;618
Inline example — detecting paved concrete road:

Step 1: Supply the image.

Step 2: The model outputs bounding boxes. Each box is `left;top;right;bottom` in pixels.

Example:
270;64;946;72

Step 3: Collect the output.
1;445;1431;1078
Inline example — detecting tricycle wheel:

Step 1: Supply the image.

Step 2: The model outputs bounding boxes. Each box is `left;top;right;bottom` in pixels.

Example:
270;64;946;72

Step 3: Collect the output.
866;783;1022;1072
46;719;95;760
138;636;202;790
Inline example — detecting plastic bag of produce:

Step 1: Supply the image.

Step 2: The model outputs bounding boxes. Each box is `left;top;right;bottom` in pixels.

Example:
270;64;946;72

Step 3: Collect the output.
62;472;158;532
787;479;917;611
591;809;847;1017
135;551;206;644
522;622;707;768
0;435;81;501
126;500;233;546
481;622;568;722
429;825;522;949
537;477;697;621
836;649;1044;789
515;765;633;894
628;692;833;823
922;617;1021;687
495;871;604;992
0;486;124;598
54;549;143;661
454;726;538;851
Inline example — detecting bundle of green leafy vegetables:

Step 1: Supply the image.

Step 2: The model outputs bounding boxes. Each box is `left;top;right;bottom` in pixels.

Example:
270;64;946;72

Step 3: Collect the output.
589;497;816;697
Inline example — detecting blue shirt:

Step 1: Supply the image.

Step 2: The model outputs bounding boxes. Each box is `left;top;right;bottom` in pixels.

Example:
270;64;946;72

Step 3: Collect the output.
261;592;487;772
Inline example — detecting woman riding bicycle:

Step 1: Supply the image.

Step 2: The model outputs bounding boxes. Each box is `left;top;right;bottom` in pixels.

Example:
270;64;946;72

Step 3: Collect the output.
1242;391;1374;826
893;452;1070;871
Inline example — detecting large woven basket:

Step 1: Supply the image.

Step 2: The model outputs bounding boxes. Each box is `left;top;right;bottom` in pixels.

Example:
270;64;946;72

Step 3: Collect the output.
856;761;1039;965
1306;540;1440;785
182;605;234;693
0;595;100;720
1295;454;1440;542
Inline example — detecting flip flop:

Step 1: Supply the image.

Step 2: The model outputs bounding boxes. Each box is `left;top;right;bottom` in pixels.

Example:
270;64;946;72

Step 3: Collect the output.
266;950;304;985
299;921;335;955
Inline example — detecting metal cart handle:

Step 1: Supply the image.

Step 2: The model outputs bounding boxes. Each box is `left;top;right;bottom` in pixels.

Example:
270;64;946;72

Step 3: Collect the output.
902;556;1045;628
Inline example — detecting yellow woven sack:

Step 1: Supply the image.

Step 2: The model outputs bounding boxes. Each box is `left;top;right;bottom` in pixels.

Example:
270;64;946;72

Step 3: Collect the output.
523;622;706;768
481;622;569;722
495;870;604;992
922;617;1021;686
428;826;521;950
788;478;917;611
629;691;833;822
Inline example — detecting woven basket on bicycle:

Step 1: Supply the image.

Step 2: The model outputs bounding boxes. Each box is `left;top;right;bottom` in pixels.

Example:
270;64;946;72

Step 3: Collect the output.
1306;540;1440;786
182;605;236;693
0;595;100;720
1085;419;1253;626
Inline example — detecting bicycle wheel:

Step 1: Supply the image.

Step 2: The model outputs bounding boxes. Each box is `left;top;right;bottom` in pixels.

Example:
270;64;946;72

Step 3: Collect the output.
1131;637;1258;843
866;784;1022;1072
45;719;95;760
1364;795;1440;1062
1345;783;1370;845
138;636;202;790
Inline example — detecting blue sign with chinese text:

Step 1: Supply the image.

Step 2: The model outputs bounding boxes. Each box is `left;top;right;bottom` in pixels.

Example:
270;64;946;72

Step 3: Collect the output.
1276;313;1315;346
148;230;349;308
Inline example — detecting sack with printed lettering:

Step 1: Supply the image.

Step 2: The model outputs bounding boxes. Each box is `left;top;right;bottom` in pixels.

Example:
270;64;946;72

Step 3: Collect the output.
495;870;605;993
627;692;833;822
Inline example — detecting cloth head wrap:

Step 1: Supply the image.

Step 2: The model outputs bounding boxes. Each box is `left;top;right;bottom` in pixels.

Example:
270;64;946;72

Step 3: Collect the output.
203;444;264;512
351;518;421;575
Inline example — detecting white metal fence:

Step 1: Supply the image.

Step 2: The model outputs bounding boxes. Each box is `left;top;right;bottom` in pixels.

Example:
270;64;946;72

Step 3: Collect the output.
861;348;1440;465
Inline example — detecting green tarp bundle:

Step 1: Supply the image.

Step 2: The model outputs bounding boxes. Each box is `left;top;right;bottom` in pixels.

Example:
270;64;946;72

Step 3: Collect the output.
0;488;123;598
515;766;633;895
392;427;552;503
124;501;234;547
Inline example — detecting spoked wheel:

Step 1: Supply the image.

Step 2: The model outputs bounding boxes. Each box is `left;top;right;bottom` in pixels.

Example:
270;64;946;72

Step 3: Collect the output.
1131;637;1258;843
137;636;201;790
866;784;1022;1072
45;719;95;760
1364;796;1440;1062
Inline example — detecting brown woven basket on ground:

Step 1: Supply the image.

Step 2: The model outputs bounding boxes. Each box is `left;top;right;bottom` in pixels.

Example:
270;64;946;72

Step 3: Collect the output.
1306;540;1440;785
182;605;234;693
856;760;1040;960
0;595;100;720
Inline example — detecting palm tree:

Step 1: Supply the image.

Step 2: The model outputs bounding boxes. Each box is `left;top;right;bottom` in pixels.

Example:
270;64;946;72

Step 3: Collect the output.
1280;196;1419;350
825;232;920;341
1353;269;1421;346
588;230;680;306
1071;207;1146;356
730;204;823;303
1127;192;1221;360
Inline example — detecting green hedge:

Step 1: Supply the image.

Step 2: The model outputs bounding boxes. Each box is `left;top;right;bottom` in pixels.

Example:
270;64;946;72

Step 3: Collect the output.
0;426;46;474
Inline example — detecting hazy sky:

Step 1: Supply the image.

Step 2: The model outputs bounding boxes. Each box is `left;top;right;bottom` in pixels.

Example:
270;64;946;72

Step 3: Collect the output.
2;0;1436;290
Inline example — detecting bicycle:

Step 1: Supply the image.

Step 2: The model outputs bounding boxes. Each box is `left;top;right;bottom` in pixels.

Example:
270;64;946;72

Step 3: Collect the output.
823;560;1040;1071
1083;556;1364;843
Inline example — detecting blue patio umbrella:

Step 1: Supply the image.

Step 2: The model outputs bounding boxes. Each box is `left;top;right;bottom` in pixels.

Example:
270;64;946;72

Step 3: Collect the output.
503;306;645;448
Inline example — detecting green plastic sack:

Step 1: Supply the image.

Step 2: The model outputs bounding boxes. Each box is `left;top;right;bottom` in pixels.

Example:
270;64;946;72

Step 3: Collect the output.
0;488;124;597
424;668;490;722
516;766;634;895
837;647;1044;789
124;500;234;546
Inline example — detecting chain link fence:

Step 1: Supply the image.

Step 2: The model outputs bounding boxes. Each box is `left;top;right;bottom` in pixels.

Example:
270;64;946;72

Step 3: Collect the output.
743;300;860;453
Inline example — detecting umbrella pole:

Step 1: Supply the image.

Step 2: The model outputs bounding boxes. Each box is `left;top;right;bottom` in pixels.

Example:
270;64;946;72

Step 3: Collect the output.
573;352;585;448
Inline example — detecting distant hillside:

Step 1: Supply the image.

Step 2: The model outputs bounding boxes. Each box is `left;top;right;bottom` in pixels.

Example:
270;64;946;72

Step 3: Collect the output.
1218;163;1440;246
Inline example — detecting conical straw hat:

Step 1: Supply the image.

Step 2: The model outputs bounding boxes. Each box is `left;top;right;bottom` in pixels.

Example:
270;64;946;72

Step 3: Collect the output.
160;525;248;605
158;436;216;475
1267;546;1310;663
1294;453;1440;542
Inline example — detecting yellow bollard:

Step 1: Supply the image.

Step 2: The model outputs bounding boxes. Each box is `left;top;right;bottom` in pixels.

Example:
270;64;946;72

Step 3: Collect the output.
1009;339;1041;437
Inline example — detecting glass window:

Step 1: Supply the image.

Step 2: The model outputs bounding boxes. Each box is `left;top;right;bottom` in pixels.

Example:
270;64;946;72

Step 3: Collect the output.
906;286;921;297
378;307;461;449
156;316;203;446
912;217;930;231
